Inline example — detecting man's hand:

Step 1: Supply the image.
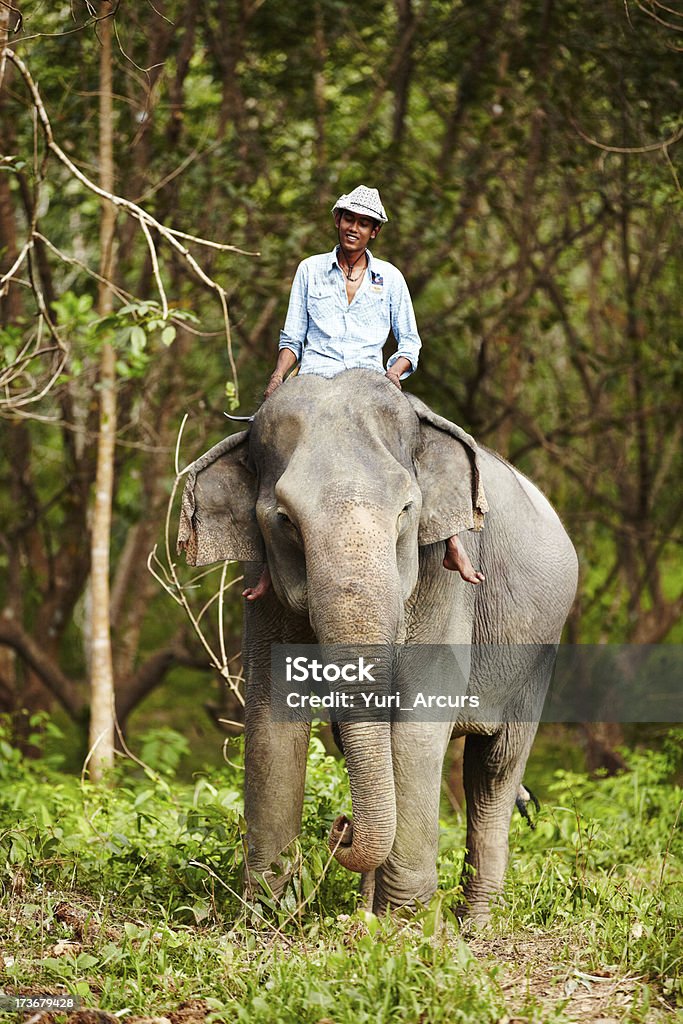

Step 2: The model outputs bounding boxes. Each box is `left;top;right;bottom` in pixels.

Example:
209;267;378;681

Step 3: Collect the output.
263;349;298;400
385;357;411;390
263;372;284;400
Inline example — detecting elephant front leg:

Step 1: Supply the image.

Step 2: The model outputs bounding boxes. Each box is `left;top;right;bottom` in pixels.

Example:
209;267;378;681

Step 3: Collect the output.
244;708;311;896
372;721;452;914
460;724;536;920
242;574;312;897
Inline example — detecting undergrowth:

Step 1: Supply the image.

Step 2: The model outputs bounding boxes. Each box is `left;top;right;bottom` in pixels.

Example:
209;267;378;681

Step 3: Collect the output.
0;717;681;1023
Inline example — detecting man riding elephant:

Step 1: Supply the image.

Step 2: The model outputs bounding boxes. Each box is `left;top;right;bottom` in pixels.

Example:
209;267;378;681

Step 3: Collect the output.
247;185;485;600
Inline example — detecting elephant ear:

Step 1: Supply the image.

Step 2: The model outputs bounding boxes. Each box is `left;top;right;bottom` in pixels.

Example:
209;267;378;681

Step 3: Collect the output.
405;395;489;546
177;431;264;566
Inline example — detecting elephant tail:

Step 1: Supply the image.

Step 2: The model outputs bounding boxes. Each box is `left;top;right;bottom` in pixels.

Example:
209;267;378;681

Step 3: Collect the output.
515;783;540;829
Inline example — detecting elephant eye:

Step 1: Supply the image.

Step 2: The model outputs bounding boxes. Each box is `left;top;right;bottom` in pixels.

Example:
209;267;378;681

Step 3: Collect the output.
275;506;302;547
397;502;413;534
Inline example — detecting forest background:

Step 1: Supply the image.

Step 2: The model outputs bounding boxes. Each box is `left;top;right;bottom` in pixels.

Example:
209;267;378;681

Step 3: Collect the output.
0;0;681;769
0;4;682;1020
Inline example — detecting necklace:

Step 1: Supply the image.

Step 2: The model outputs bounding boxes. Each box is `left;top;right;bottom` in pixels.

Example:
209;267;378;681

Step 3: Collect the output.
342;251;367;282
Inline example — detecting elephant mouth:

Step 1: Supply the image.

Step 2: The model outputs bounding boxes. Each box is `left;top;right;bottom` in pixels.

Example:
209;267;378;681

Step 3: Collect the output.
271;572;308;617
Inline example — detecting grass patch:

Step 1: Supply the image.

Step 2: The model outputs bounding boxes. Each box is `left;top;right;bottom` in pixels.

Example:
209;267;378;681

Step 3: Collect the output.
0;719;681;1022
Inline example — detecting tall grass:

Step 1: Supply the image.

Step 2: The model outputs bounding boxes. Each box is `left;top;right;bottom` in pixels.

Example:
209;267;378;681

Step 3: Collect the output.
0;718;680;1022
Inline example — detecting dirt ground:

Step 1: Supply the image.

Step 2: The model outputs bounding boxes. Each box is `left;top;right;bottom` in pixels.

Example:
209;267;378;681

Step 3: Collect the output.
468;929;678;1023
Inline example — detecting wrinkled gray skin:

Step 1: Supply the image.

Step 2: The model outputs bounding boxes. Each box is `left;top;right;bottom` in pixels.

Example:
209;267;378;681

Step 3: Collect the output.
181;370;578;918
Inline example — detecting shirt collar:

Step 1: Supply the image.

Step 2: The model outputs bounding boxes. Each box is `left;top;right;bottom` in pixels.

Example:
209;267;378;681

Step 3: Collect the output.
328;245;375;275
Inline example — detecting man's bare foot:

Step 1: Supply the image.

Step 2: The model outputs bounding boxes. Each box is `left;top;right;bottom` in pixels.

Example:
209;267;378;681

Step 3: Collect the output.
242;566;272;601
443;536;485;584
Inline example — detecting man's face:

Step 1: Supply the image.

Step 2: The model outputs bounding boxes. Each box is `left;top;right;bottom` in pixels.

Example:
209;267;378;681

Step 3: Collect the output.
335;210;380;256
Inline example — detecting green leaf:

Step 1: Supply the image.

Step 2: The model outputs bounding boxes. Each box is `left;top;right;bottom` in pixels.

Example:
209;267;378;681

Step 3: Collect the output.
161;325;176;347
130;326;147;354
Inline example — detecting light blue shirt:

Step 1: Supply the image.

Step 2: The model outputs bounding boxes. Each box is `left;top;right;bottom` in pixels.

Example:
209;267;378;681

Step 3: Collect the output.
279;247;421;379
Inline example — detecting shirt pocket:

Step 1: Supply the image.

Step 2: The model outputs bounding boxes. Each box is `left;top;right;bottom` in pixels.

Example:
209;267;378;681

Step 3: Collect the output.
354;287;388;336
308;282;338;332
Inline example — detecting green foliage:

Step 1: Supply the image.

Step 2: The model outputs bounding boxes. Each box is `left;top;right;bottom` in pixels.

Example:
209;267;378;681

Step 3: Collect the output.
0;324;25;369
138;726;191;776
0;723;680;1019
50;293;198;381
2;0;681;756
502;740;683;1005
222;930;508;1024
0;719;235;909
0;4;680;1014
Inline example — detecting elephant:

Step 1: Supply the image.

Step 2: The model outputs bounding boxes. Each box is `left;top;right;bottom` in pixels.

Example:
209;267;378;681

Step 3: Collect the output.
177;369;578;918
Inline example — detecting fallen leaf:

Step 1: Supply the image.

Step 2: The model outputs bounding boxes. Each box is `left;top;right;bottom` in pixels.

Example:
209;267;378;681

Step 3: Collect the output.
50;940;81;957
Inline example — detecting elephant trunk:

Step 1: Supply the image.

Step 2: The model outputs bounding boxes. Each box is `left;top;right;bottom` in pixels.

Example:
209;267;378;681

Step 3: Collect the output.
304;521;403;875
328;720;396;873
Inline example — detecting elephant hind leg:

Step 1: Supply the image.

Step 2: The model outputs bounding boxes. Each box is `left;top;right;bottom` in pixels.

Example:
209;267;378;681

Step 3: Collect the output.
460;724;536;920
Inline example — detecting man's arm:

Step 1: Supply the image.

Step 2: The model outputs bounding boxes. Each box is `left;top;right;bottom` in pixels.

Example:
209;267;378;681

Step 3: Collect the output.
263;261;309;399
386;269;421;382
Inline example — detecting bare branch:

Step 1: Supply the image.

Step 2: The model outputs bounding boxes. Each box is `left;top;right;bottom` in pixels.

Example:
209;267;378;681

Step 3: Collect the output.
147;416;247;709
33;231;131;303
571;117;683;155
0;236;31;292
0;613;84;718
633;0;683;32
116;640;208;721
2;46;251;402
139;217;168;319
164;226;259;257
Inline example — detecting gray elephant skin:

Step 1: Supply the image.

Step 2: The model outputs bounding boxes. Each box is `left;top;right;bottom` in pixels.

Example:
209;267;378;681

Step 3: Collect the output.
178;369;578;918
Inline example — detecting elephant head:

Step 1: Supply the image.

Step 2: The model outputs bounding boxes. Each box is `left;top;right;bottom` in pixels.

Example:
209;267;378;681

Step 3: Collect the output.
178;370;487;874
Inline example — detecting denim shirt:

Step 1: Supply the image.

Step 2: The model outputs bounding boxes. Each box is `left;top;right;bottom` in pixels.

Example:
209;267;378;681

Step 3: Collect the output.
278;247;422;379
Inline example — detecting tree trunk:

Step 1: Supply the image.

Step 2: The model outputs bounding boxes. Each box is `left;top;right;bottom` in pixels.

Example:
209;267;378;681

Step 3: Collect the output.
88;2;117;780
0;3;12;91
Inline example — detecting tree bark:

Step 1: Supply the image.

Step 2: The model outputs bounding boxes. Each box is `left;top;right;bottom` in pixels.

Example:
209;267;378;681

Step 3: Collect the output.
88;2;117;780
0;2;12;91
391;0;414;153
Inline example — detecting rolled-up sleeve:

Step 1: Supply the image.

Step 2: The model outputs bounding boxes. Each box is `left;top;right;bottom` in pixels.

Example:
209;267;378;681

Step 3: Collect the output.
278;261;309;362
387;270;421;378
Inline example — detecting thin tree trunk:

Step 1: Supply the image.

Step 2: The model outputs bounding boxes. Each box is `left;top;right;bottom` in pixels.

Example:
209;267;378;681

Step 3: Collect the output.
312;3;327;181
88;2;117;780
391;0;414;152
0;3;12;91
0;35;24;721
